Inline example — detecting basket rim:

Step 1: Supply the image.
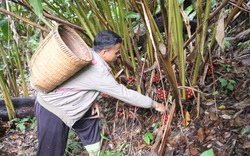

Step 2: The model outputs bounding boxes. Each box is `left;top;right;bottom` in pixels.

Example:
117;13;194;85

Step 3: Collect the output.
54;24;92;61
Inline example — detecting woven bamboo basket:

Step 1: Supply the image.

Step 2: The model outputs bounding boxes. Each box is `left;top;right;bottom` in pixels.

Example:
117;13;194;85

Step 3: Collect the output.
30;24;92;93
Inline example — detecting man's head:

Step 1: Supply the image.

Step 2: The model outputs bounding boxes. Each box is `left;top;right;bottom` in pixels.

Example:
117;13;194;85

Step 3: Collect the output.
93;30;122;63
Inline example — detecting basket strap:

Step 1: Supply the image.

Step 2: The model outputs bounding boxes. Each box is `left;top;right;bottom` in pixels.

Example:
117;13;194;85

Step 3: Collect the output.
53;88;82;92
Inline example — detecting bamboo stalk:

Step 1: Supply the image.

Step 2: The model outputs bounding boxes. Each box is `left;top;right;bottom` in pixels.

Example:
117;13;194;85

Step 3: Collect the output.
118;0;137;73
183;0;230;49
225;0;245;28
2;2;88;34
13;42;29;97
0;43;19;96
138;0;183;119
173;0;186;98
192;0;212;85
0;8;49;32
68;1;94;40
0;72;16;120
74;0;97;35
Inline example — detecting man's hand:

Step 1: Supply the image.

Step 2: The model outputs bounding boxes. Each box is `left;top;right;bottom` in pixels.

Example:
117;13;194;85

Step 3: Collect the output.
155;103;166;113
82;102;100;120
91;101;100;117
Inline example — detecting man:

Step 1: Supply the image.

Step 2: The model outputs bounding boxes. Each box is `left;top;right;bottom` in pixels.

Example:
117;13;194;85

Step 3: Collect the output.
34;30;166;156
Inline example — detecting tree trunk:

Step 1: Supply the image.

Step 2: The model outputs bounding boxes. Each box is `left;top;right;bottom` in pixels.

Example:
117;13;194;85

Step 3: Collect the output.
0;96;36;121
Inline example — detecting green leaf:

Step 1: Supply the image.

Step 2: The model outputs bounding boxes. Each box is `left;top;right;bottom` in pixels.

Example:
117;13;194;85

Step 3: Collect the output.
144;132;154;144
125;12;140;19
241;126;250;135
17;123;26;133
224;37;234;48
144;137;150;144
226;83;234;91
124;143;130;148
29;0;43;19
0;64;7;71
0;19;12;40
0;19;7;27
212;91;219;95
200;148;215;156
100;133;110;141
100;151;122;156
21;117;30;123
189;11;197;20
184;5;194;15
219;78;227;87
229;79;236;84
224;39;231;48
169;95;173;102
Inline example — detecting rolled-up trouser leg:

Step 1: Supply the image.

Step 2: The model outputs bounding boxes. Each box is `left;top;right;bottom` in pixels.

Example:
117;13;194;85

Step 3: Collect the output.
73;109;101;154
34;100;69;156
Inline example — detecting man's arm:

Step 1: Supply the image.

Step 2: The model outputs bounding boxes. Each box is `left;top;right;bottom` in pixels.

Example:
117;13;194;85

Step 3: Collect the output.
94;69;166;113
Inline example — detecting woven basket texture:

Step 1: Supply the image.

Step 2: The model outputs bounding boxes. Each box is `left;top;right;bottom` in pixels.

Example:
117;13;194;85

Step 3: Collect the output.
30;25;92;93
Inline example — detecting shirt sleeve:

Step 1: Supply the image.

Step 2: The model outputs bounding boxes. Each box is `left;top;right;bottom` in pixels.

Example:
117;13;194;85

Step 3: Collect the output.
93;67;156;108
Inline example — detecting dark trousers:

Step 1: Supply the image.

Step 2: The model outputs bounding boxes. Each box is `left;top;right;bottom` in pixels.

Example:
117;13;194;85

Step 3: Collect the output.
34;100;100;156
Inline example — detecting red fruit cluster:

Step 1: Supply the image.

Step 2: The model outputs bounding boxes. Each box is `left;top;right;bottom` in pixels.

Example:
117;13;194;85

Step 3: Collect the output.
128;112;133;119
117;107;124;117
117;105;137;118
128;105;137;111
186;89;194;99
100;93;111;99
157;89;168;100
128;105;137;119
127;76;135;84
153;74;160;83
161;114;168;125
207;64;213;75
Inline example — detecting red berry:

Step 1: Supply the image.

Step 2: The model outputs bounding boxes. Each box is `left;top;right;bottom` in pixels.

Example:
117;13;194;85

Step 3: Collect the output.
127;76;134;84
161;114;168;125
207;64;213;75
157;89;168;100
128;113;133;119
186;89;194;99
118;112;124;117
153;74;160;83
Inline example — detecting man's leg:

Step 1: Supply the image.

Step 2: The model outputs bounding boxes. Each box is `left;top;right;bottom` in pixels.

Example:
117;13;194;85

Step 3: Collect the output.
35;100;69;156
73;109;101;156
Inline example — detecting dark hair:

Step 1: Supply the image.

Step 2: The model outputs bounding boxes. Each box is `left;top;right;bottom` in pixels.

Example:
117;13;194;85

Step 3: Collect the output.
93;30;122;52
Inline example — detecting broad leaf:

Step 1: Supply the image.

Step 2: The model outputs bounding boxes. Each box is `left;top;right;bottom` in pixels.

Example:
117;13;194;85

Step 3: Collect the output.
125;12;140;20
219;78;227;88
241;125;250;135
229;79;236;84
144;132;154;144
226;83;234;91
29;0;43;19
0;19;12;40
201;148;215;156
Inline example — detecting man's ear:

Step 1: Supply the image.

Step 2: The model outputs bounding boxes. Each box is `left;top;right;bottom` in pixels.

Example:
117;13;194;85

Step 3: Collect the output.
98;50;104;55
102;49;109;55
99;49;107;58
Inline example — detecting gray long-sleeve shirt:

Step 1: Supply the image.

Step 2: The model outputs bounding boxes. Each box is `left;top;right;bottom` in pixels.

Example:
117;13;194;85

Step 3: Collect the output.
37;48;157;127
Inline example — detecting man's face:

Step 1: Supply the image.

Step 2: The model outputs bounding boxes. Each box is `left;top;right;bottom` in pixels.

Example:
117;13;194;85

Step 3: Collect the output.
102;43;121;63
